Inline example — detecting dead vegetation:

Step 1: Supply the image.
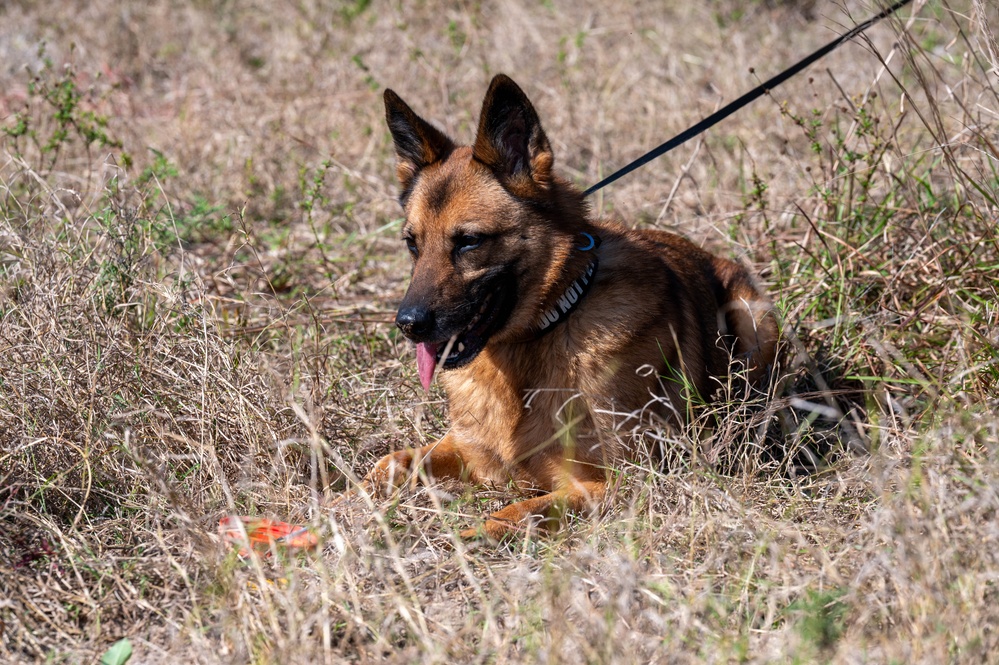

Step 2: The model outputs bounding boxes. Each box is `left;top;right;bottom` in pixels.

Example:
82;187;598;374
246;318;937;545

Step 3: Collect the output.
1;0;998;662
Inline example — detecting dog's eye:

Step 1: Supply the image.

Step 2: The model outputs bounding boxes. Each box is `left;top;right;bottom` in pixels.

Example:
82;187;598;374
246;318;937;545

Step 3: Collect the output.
455;234;482;253
404;236;419;257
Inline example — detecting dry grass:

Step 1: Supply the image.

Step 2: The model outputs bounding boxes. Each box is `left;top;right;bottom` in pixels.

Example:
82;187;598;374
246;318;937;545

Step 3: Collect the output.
1;0;998;662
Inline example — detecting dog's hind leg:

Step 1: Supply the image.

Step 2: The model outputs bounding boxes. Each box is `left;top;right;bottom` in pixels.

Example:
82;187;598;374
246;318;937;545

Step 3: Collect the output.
459;478;608;541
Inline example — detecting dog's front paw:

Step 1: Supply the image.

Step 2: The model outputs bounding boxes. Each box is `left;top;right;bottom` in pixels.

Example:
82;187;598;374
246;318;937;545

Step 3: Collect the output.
459;518;518;542
364;449;417;494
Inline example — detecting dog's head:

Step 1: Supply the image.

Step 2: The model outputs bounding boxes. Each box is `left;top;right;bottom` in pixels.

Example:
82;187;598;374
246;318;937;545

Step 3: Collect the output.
384;75;589;390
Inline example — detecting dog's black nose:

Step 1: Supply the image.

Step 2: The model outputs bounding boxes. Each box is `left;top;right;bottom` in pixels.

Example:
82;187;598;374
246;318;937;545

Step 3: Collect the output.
396;304;434;338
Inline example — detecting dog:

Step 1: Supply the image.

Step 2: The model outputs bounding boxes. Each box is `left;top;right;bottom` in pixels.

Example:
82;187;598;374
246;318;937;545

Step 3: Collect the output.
360;74;778;540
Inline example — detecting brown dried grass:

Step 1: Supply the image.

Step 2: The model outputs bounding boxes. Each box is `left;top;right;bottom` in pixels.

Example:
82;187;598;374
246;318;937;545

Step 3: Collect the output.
1;0;998;662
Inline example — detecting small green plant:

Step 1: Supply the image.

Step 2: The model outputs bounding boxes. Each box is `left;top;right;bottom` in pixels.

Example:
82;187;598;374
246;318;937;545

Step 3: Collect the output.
743;169;769;211
350;53;379;91
299;159;332;218
447;20;466;53
789;588;848;653
298;158;342;284
339;0;370;23
173;196;231;245
92;201;148;315
780;90;895;232
2;45;122;173
136;148;180;188
99;638;132;665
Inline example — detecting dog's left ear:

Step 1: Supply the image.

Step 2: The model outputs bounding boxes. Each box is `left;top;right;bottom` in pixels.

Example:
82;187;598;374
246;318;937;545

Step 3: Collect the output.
473;75;553;193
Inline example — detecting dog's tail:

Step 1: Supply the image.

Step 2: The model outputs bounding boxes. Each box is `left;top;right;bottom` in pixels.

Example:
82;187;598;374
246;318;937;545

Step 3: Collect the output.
713;258;779;386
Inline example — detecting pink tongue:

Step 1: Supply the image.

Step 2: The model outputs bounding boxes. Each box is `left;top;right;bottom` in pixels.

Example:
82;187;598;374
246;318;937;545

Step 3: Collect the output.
416;342;440;392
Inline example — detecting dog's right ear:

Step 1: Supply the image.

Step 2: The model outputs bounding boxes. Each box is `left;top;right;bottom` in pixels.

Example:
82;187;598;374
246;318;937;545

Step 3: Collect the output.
384;89;455;204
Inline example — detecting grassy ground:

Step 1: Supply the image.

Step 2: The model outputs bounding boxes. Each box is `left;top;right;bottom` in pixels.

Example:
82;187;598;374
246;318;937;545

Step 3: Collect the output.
2;0;998;662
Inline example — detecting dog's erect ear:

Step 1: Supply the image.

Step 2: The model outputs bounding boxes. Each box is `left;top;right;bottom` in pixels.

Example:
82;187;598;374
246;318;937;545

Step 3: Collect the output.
384;89;455;202
472;75;553;193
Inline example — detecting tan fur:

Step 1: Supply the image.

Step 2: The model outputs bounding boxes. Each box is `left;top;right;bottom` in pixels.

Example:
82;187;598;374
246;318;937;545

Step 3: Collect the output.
360;75;778;540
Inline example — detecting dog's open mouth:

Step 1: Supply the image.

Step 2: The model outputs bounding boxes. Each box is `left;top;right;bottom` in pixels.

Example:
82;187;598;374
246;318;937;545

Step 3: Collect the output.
415;284;513;391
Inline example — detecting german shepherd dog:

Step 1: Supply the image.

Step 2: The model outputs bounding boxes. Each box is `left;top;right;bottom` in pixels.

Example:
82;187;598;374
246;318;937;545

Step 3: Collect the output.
363;75;778;540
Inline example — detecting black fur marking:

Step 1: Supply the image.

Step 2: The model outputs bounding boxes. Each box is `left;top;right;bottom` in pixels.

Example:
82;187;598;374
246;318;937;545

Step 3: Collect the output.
424;174;454;215
398;172;420;207
387;110;427;168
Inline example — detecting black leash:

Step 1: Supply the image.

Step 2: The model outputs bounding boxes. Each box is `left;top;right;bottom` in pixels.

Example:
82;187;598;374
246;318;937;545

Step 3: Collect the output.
584;0;915;196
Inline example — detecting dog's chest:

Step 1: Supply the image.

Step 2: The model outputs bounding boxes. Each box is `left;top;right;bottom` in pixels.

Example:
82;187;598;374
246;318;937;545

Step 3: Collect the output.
440;344;611;487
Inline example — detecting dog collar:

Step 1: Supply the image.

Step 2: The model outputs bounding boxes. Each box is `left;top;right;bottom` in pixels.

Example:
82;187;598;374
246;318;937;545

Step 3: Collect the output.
534;233;600;335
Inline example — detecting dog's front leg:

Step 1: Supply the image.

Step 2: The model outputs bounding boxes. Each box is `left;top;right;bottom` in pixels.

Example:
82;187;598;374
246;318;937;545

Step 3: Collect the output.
361;433;468;495
460;478;607;541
